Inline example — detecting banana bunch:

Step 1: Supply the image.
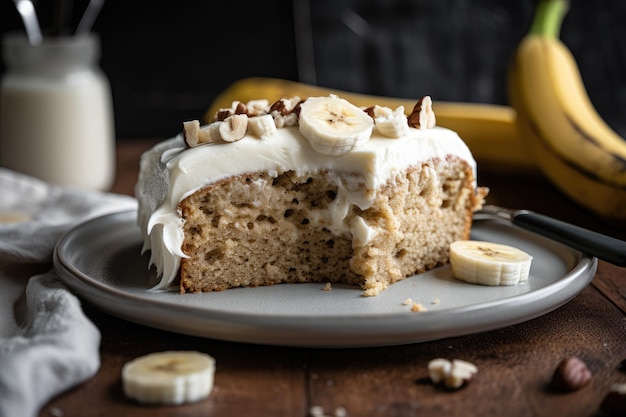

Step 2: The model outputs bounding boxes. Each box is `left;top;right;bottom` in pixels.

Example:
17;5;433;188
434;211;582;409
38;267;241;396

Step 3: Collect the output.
508;0;626;222
205;78;534;172
204;0;626;222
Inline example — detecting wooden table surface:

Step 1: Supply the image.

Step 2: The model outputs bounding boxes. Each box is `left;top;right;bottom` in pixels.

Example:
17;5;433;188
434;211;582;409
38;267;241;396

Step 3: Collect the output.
39;139;626;417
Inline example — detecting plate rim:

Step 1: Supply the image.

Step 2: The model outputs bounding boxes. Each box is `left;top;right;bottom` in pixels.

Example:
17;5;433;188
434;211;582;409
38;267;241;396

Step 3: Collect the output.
53;209;598;347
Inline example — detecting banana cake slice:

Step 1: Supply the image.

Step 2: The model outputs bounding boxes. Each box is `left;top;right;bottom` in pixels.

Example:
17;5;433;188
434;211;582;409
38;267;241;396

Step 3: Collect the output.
135;95;488;296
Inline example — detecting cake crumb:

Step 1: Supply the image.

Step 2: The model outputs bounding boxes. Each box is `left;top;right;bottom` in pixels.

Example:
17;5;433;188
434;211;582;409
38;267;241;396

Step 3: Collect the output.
411;302;428;312
322;282;332;291
431;298;440;305
403;298;413;305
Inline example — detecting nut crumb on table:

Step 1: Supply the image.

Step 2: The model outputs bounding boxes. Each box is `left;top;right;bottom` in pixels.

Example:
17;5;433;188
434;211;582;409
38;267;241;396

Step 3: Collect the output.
428;358;477;390
309;405;348;417
550;356;592;391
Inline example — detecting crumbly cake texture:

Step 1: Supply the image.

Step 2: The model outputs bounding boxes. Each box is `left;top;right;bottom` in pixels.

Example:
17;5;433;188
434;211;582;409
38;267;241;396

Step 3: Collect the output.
179;156;483;296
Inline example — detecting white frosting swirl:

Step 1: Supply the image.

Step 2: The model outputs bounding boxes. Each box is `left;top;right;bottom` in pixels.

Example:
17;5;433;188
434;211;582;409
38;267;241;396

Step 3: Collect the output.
135;126;477;289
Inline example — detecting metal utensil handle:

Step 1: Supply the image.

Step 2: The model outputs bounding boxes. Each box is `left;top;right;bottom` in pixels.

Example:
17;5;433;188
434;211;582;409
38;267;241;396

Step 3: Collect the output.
14;0;42;45
76;0;105;36
513;212;626;266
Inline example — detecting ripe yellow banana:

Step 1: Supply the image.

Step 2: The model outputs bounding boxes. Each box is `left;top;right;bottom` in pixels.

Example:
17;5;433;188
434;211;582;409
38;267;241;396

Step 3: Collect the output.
205;77;535;172
508;0;626;221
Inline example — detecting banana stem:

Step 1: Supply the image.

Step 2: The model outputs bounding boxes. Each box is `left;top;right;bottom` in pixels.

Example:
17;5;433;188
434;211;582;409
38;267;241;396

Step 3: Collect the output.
529;0;569;38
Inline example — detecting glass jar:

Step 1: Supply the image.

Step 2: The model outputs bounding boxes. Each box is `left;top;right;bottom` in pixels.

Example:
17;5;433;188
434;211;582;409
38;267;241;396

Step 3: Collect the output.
0;33;115;190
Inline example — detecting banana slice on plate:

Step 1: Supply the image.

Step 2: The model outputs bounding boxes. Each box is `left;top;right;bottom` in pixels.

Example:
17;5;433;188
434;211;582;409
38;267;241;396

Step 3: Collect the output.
122;350;215;405
299;95;374;156
449;240;533;286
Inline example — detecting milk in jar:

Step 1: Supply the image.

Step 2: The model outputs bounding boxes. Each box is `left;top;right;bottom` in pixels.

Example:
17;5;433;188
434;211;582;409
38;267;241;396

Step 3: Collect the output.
0;33;115;190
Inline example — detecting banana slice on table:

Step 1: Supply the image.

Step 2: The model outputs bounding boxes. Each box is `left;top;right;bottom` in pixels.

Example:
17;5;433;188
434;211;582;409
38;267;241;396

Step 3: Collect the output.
299;95;374;156
122;351;215;405
449;240;532;286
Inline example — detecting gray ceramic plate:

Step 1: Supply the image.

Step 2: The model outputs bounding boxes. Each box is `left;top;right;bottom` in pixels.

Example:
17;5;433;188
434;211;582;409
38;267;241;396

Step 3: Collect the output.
53;210;597;348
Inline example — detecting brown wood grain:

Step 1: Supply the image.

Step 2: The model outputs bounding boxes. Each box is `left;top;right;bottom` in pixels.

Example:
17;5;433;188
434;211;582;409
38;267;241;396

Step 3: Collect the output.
38;140;626;417
40;285;626;417
593;262;626;314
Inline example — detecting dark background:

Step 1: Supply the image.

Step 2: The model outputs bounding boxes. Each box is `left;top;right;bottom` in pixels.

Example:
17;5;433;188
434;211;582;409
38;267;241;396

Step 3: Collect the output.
1;0;625;140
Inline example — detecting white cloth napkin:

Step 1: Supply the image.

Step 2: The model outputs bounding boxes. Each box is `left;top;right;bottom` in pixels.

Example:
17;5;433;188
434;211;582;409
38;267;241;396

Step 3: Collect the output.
0;168;137;417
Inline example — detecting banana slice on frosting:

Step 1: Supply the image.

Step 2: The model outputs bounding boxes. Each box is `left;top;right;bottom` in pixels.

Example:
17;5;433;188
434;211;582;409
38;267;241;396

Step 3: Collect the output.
449;240;532;286
299;95;374;156
122;351;215;405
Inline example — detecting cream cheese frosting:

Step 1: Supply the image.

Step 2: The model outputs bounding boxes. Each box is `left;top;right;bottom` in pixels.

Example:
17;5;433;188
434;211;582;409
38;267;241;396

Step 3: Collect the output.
135;125;478;290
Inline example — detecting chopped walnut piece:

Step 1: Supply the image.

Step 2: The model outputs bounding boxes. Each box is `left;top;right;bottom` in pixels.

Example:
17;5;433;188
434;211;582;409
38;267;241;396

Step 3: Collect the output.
272;112;298;128
446;359;478;389
183;120;201;147
247;114;277;139
214;108;233;122
218;114;248;142
246;99;270;116
213;101;246;122
183;120;223;147
373;105;410;138
372;105;394;118
428;358;452;384
428;358;477;390
270;96;302;115
408;96;436;129
269;99;287;115
550;356;592;391
269;96;303;128
233;101;247;115
198;123;219;143
362;106;375;118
